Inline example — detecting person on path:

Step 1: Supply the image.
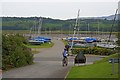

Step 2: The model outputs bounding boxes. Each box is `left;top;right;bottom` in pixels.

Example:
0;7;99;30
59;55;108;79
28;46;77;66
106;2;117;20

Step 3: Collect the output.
65;44;70;56
62;48;68;66
62;48;68;59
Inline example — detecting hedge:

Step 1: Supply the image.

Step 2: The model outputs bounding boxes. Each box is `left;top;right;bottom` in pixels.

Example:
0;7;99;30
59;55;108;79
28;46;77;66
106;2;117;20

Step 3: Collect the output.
2;34;33;70
71;48;86;54
71;47;115;56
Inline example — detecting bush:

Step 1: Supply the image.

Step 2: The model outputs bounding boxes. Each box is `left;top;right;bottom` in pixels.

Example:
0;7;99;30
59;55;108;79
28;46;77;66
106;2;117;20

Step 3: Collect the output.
71;48;86;54
2;34;33;70
71;47;115;56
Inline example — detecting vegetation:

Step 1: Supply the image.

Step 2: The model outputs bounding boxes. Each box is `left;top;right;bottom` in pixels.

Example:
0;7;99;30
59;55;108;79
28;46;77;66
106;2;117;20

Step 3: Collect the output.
25;42;54;48
67;53;119;78
2;30;30;34
2;17;118;32
0;30;2;69
3;30;118;35
71;47;115;56
95;53;119;64
32;49;40;54
62;40;69;45
71;48;86;54
67;62;118;78
67;28;119;78
2;34;33;70
116;32;120;52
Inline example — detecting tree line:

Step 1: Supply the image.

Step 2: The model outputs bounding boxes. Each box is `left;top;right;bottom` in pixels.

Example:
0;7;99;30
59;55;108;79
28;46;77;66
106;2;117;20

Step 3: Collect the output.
2;17;118;32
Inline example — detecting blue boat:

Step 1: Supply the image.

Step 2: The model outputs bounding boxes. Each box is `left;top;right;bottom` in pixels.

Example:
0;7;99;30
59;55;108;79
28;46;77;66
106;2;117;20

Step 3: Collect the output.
29;18;52;45
85;37;97;43
29;36;51;45
34;36;51;42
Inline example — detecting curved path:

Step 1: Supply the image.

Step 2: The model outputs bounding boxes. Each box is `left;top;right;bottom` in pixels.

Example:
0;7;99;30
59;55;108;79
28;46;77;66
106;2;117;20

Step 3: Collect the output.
3;39;102;78
3;39;72;78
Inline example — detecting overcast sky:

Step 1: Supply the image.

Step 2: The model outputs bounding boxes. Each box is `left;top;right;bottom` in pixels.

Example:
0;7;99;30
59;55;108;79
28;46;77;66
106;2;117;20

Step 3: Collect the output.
0;0;119;20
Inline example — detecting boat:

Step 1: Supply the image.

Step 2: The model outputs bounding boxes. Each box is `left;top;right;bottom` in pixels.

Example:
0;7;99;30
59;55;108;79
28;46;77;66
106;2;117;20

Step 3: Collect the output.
97;42;118;48
29;18;52;45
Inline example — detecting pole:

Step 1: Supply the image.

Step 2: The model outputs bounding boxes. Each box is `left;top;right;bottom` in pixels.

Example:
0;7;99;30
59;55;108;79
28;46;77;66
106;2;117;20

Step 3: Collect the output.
69;24;71;37
112;59;115;75
71;9;80;49
107;9;118;44
97;20;99;37
35;18;37;37
38;18;42;36
29;27;32;38
88;23;89;37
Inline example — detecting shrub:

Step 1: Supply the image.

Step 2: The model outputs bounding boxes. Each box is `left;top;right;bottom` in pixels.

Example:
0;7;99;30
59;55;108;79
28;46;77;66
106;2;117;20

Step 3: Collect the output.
71;47;115;56
71;48;86;54
2;34;33;70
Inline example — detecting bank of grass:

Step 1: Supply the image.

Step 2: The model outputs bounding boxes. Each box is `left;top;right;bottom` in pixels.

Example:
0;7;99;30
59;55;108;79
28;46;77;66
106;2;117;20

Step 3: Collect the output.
95;53;119;64
2;30;118;34
32;50;40;54
67;53;119;78
25;42;54;48
2;30;30;34
62;40;69;45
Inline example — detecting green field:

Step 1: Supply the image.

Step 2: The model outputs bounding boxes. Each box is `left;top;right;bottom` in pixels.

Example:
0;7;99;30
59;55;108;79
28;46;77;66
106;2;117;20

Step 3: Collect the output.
62;40;69;45
25;42;54;48
2;30;118;35
67;53;119;78
31;49;40;54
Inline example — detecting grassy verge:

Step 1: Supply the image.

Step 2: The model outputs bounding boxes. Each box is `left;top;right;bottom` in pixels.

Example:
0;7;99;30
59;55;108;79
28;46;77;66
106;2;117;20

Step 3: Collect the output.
95;53;119;64
25;42;54;48
67;53;119;78
2;30;118;34
61;40;69;45
32;49;40;54
2;30;30;34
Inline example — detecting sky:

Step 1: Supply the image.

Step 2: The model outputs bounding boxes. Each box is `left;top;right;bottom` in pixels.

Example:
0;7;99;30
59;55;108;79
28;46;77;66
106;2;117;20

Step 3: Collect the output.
0;0;119;20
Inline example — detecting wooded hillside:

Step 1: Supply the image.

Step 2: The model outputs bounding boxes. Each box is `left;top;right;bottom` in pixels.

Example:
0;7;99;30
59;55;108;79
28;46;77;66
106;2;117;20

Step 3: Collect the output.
2;17;118;32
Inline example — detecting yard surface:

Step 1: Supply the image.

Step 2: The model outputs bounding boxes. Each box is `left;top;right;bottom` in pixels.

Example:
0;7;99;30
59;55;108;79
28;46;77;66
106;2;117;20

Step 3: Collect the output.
67;53;119;78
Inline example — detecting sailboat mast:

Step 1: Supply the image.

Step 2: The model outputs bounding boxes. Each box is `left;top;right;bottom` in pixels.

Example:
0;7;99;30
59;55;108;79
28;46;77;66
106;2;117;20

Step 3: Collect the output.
107;9;118;44
71;9;80;49
38;18;42;35
87;23;89;37
97;20;99;38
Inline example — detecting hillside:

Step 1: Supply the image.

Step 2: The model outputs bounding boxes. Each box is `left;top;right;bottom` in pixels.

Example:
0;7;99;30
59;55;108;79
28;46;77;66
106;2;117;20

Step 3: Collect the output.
1;16;118;32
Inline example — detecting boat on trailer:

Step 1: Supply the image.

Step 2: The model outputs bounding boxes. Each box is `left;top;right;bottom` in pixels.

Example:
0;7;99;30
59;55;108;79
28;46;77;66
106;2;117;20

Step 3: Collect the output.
28;18;52;45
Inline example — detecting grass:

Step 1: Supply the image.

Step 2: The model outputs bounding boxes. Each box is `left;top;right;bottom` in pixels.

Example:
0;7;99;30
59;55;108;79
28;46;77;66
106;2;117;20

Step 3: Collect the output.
2;30;30;34
95;53;119;64
32;49;40;54
25;42;54;48
62;40;68;45
2;30;118;34
67;53;119;78
67;62;118;78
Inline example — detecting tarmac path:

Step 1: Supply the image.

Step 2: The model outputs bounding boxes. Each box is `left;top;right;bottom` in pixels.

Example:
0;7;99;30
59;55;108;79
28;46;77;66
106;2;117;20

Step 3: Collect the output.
3;39;73;79
3;38;102;79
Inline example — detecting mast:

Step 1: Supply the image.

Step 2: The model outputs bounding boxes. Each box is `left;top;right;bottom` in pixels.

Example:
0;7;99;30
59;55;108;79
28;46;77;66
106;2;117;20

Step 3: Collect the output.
107;9;118;44
29;27;32;38
87;23;89;37
35;18;37;36
38;18;42;35
71;9;80;49
33;18;37;37
69;24;71;37
97;20;99;38
76;28;80;37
